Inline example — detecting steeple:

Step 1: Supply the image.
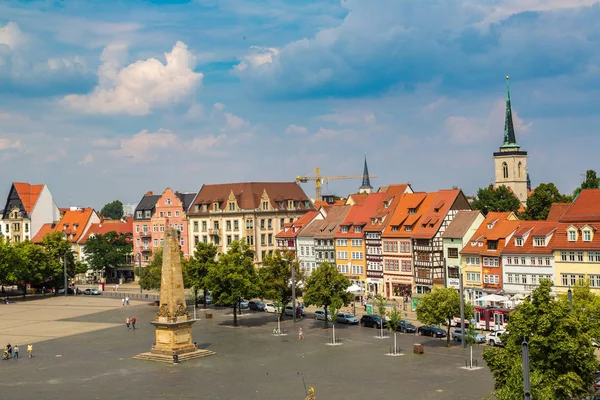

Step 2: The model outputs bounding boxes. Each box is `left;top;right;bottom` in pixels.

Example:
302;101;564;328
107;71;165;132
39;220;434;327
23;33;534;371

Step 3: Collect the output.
359;153;373;194
501;75;519;148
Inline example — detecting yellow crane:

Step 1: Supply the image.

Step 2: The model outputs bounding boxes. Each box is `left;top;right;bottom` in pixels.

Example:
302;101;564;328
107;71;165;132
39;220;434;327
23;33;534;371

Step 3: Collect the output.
296;167;377;202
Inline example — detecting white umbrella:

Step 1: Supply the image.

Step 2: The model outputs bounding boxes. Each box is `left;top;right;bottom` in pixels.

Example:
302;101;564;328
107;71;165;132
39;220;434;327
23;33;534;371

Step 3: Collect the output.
346;284;363;293
478;294;509;302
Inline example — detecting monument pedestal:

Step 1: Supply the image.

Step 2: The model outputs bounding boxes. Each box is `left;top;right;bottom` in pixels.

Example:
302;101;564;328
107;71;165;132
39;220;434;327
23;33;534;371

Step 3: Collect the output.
151;320;197;356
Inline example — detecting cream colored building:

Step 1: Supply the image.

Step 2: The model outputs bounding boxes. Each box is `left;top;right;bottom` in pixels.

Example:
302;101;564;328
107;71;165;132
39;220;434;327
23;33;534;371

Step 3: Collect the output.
187;182;315;263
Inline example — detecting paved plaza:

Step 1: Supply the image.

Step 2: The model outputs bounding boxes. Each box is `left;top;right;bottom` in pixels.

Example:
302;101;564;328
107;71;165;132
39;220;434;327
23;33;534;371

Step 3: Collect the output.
1;296;495;400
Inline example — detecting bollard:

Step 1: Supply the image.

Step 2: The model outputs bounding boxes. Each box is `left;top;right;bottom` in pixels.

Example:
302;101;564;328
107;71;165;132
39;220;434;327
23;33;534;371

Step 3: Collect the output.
173;353;179;364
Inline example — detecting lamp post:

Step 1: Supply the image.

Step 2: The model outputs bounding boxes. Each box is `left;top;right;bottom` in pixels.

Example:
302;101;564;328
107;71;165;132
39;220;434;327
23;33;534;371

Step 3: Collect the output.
522;336;531;400
137;252;142;293
291;258;296;324
63;253;68;297
459;265;466;348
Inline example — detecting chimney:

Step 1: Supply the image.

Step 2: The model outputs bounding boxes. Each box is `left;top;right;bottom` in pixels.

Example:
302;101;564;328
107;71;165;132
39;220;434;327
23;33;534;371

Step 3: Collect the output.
146;191;153;195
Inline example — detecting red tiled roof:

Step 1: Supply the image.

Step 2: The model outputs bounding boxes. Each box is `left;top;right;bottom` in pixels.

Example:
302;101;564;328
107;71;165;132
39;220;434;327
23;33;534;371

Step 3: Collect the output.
335;193;389;238
314;205;351;239
191;182;313;212
78;217;133;244
460;212;519;256
412;189;466;239
552;222;600;250
33;208;98;243
382;192;432;238
13;182;44;214
275;211;318;239
502;221;558;255
547;203;571;221
559;189;600;222
31;223;55;243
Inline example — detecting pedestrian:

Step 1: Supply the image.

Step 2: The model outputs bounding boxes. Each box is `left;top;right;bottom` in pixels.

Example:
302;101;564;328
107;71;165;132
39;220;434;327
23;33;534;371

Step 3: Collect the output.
126;296;130;306
6;343;12;357
116;284;119;291
126;317;130;329
297;326;304;340
131;317;136;330
113;285;116;292
13;345;19;359
27;344;32;358
121;298;125;306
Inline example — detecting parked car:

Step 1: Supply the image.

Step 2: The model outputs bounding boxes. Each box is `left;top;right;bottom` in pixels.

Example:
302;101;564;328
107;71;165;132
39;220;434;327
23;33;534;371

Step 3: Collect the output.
82;288;101;296
360;314;384;328
199;295;213;305
417;325;447;338
57;287;76;295
284;305;306;317
314;310;332;321
264;303;278;313
396;320;417;333
239;299;249;309
248;300;265;311
336;312;359;325
452;328;485;343
485;330;506;346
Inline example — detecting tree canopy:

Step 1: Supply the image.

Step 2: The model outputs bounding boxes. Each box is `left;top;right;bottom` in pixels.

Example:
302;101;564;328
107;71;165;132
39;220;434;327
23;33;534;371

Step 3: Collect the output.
258;249;302;316
416;287;473;346
137;249;163;290
520;182;572;220
471;185;521;216
185;242;217;308
83;231;132;275
100;200;124;220
574;169;600;197
303;262;351;328
205;240;257;326
483;280;598;399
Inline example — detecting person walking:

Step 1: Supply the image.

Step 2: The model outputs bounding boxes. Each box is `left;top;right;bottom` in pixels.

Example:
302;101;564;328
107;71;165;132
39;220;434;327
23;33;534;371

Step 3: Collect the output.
131;317;136;330
27;344;32;358
6;343;12;358
126;317;130;329
13;345;19;359
297;326;304;341
125;296;130;306
121;298;125;306
116;284;119;291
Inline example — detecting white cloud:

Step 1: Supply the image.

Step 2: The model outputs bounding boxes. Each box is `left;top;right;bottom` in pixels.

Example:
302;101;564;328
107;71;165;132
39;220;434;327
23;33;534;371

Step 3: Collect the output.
285;124;309;135
63;41;203;115
0;22;24;49
78;153;94;166
0;137;22;150
189;134;227;153
234;46;279;72
318;111;376;125
213;102;225;111
445;100;531;144
185;103;205;120
476;0;600;25
224;112;250;130
110;129;181;162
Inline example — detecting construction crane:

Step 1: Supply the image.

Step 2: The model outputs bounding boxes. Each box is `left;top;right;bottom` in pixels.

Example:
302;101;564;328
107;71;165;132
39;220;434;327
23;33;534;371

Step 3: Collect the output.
296;167;377;202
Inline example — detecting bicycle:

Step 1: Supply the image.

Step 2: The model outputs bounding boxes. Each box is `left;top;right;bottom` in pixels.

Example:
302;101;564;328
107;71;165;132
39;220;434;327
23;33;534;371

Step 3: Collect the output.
273;328;281;335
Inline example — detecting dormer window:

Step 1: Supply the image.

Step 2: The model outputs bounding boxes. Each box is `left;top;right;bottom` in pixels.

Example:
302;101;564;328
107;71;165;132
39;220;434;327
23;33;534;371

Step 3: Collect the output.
136;211;143;218
294;201;299;208
73;224;79;231
304;201;310;208
384;201;390;208
354;226;362;233
488;240;498;250
213;203;219;211
515;237;523;247
144;210;151;218
391;226;399;232
568;230;577;242
371;219;376;225
341;226;349;233
229;202;236;211
288;200;293;209
408;208;416;214
202;204;208;212
583;230;592;242
194;205;199;213
405;226;412;232
63;224;68;230
278;201;284;208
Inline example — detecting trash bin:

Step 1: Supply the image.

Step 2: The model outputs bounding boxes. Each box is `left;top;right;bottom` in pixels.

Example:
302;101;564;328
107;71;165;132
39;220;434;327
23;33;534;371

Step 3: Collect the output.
205;312;213;319
413;343;424;354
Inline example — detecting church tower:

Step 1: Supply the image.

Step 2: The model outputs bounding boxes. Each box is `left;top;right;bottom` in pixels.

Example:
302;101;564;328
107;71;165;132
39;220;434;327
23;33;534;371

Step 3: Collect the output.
358;154;373;194
493;76;528;205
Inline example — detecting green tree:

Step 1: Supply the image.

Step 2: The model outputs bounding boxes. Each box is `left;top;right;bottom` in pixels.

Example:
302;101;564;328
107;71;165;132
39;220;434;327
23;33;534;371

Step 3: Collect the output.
520;182;572;220
471;184;521;216
574;169;600;197
137;249;163;290
40;232;76;291
0;237;19;288
303;262;351;329
185;242;217;309
416;287;474;347
205;240;257;327
374;294;388;337
83;231;132;278
483;280;598;399
258;249;302;318
387;305;402;354
100;200;124;220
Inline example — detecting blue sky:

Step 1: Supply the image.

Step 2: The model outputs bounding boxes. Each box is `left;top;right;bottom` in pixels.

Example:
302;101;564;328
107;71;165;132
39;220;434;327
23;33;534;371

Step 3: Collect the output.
1;0;599;209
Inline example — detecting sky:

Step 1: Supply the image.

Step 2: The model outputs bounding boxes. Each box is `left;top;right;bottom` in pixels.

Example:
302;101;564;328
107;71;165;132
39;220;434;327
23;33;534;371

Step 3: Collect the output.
1;0;599;209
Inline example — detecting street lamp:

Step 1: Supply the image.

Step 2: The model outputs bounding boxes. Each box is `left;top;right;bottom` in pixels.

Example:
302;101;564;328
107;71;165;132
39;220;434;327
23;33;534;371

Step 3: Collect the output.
291;258;296;323
522;336;531;400
137;252;142;293
458;264;466;349
64;253;68;297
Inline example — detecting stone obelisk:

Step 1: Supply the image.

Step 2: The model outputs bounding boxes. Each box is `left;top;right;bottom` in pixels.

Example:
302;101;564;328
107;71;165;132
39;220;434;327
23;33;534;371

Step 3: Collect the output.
135;227;215;363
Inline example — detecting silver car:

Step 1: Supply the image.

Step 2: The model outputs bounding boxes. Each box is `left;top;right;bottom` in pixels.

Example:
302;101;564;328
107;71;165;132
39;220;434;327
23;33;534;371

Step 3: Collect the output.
336;312;359;325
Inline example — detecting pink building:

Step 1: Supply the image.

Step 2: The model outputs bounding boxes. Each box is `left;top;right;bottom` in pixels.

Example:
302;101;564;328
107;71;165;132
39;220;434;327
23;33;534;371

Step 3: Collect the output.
133;188;196;266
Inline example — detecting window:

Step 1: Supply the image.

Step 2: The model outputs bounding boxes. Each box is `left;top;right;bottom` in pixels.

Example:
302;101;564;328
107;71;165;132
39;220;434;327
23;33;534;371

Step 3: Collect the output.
533;237;545;246
24;223;28;233
405;226;412;232
234;220;239;230
201;221;207;231
136;211;142;219
385;259;399;271
338;264;349;274
268;234;273;245
584;230;592;242
261;234;266;245
484;274;499;284
260;219;265;230
330;251;334;259
180;237;184;247
144;210;151;218
351;265;364;275
520;257;526;265
268;219;272;229
483;257;499;267
465;256;480;265
153;239;158;247
247;235;254;245
337;251;348;260
280;218;285;229
401;242;411;253
577;251;584;262
408;208;416;214
569;251;575;262
351;239;362;247
234;234;239;241
545;257;551;265
136;224;140;233
568;230;577;242
336;239;348;247
341;226;349;233
401;260;411;272
203;236;208;244
354;226;362;233
229;202;235;211
194;236;199;245
518;161;522;178
383;241;398;252
143;224;148;233
351;251;363;260
561;274;585;287
447;248;459;259
561;251;567;261
175;211;180;217
487;240;498;250
521;274;528;284
466;272;480;282
515;237;523;247
506;256;512;265
590;275;600;288
167;211;172;217
202;204;207;212
589;251;600;262
226;220;232;231
502;162;508;178
193;221;198;232
246;219;253;229
166;198;172;205
227;235;232;246
391;226;399;232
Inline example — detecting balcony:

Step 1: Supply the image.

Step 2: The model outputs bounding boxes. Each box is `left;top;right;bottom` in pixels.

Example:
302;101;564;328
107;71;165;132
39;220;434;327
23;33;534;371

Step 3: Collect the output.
140;247;152;253
208;228;220;236
413;244;432;252
140;231;151;238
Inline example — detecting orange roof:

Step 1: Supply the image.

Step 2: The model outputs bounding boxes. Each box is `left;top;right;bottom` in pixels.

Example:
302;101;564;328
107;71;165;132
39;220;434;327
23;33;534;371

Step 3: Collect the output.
32;208;97;244
382;192;430;238
314;205;351;239
502;221;558;255
460;212;519;256
412;189;466;239
31;223;55;243
552;222;600;250
275;211;319;239
13;182;44;214
547;203;571;221
559;189;600;222
335;193;389;238
78;217;133;244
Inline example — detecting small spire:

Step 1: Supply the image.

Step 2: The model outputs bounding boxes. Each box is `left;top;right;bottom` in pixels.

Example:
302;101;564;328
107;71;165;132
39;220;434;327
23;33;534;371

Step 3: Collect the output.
360;153;373;191
502;75;518;148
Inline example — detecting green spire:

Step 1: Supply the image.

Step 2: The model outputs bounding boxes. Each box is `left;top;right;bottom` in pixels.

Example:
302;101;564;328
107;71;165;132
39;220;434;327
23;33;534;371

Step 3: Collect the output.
501;75;519;148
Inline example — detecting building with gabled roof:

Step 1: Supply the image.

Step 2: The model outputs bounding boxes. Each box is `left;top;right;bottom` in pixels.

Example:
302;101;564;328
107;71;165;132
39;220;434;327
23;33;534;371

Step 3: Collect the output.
283;209;326;275
187;182;314;263
1;182;60;242
313;205;351;268
547;202;571;221
78;218;133;277
132;191;161;266
459;212;519;303
557;189;600;223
